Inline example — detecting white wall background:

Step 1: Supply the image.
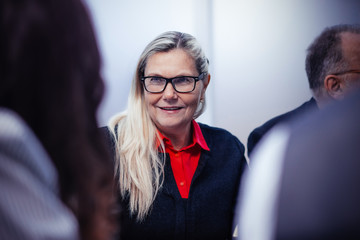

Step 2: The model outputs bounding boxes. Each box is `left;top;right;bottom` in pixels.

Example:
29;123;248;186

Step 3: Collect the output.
85;0;360;157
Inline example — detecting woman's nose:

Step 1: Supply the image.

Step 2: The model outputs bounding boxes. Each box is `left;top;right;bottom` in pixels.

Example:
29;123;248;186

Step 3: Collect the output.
162;82;178;99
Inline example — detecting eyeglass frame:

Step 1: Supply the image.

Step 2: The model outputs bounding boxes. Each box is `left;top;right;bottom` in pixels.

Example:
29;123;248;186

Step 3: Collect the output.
330;69;360;76
141;72;206;93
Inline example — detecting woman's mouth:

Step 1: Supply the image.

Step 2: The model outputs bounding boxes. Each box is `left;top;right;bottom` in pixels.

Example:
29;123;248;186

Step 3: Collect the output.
159;106;183;111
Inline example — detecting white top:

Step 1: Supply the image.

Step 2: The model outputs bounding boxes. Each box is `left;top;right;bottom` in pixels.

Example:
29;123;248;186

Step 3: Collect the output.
0;108;79;240
236;125;290;240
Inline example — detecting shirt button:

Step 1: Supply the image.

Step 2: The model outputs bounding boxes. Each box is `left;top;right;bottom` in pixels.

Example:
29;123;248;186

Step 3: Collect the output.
180;181;185;186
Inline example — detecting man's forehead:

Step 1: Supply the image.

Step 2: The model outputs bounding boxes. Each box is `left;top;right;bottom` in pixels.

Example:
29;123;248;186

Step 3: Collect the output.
341;32;360;64
341;32;360;48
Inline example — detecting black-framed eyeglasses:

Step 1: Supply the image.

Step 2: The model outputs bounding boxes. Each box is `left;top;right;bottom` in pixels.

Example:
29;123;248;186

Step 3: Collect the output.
330;69;360;76
141;72;206;93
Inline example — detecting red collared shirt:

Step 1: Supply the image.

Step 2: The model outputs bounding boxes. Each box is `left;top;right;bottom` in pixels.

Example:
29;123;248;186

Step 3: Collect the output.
158;120;210;198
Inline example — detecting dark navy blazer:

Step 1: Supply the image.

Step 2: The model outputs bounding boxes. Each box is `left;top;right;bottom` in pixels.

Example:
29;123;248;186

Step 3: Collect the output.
103;123;247;240
275;90;360;239
247;98;317;158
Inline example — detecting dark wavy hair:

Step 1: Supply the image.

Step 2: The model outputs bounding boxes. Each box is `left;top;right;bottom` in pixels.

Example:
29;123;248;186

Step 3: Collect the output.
0;0;116;239
305;24;360;93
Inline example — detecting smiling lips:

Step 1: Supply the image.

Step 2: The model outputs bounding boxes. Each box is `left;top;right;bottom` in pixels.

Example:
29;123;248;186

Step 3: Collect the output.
159;106;183;111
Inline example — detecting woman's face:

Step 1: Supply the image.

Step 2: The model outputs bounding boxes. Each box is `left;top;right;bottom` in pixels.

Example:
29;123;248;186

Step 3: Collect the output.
143;48;209;136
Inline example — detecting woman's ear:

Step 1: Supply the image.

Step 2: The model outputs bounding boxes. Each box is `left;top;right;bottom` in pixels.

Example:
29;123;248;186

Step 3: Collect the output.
324;75;344;100
203;73;211;89
200;73;210;100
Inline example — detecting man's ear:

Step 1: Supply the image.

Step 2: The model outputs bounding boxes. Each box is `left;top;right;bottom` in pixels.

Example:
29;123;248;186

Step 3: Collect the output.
324;75;344;100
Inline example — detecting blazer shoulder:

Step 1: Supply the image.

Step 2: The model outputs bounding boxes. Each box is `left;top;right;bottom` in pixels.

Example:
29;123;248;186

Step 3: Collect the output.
198;122;245;153
247;98;317;156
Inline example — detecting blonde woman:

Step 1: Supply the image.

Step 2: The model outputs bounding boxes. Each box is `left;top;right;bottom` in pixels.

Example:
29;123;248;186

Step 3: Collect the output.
105;31;247;240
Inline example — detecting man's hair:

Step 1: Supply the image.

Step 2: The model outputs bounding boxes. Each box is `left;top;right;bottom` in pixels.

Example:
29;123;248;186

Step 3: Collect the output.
305;24;360;94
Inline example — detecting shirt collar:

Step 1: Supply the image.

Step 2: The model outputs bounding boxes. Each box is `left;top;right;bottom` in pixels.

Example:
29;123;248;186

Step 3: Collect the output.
192;120;210;151
156;120;210;151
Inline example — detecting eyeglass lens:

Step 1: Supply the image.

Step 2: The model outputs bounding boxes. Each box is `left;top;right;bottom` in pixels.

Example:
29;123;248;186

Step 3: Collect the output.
144;76;196;93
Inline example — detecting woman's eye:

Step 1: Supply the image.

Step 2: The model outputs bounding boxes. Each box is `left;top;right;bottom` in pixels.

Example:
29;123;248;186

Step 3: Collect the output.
174;77;191;84
150;77;164;84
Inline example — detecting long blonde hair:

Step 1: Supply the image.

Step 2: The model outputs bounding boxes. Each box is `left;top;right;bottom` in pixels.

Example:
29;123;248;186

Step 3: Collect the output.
108;31;209;221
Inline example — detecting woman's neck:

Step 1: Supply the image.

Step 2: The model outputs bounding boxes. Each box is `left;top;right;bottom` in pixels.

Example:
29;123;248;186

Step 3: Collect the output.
161;123;193;150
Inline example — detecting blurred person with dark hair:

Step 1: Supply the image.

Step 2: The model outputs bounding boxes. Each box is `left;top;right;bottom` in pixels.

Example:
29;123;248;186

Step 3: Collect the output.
247;24;360;158
0;0;116;239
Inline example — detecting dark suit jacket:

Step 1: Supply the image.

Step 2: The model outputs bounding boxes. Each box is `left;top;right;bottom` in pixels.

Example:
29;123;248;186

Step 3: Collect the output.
103;123;247;240
247;97;317;157
275;90;360;239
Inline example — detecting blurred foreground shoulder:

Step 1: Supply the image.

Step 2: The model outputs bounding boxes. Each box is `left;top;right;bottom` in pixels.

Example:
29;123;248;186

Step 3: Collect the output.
0;108;79;240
